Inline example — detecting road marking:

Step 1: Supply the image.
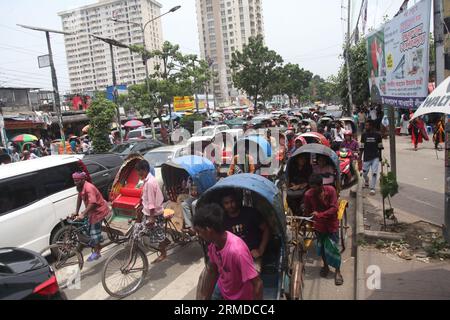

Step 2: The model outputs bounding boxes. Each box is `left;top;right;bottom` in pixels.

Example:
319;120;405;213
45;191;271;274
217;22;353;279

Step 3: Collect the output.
151;260;204;300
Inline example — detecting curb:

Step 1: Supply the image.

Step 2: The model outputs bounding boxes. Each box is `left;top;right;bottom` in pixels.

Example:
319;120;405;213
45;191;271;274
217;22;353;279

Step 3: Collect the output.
355;178;365;300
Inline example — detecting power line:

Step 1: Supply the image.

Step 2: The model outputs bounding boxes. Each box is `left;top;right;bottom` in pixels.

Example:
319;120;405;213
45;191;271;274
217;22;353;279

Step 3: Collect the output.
0;66;71;82
0;74;71;88
0;44;67;63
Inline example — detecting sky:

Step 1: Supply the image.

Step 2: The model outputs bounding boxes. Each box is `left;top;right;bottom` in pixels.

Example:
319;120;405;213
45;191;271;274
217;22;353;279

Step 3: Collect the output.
0;0;412;93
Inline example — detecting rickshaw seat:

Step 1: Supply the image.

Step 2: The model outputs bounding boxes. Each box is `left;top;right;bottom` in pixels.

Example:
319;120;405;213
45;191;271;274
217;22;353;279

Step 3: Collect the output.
120;187;142;198
112;195;141;210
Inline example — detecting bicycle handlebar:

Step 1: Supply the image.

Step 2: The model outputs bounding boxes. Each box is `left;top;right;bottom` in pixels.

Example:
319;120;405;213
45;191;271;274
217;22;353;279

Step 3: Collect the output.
286;215;314;222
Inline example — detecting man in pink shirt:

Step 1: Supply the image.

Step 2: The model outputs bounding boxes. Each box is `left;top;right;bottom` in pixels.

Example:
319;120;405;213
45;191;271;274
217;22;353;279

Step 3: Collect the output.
72;172;110;262
136;160;169;264
194;203;263;300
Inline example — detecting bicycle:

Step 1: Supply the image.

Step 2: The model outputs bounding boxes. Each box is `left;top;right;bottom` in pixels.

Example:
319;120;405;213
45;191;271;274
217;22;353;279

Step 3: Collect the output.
40;216;129;289
284;215;315;300
101;210;198;299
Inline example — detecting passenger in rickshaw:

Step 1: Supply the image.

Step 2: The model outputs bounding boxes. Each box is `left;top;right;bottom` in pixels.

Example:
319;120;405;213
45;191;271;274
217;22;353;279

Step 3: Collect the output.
313;154;336;186
220;190;271;273
286;153;313;216
227;148;256;176
193;204;264;300
136;160;170;264
265;129;278;149
304;174;343;286
288;138;303;157
181;180;199;236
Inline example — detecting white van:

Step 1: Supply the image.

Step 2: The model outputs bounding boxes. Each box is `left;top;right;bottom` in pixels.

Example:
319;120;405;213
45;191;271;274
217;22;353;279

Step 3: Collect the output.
0;156;88;253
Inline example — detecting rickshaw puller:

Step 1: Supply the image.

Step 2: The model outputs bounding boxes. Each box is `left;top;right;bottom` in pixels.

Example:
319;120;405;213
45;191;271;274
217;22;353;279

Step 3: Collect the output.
136;160;170;264
193;204;263;300
304;174;344;286
72;172;110;262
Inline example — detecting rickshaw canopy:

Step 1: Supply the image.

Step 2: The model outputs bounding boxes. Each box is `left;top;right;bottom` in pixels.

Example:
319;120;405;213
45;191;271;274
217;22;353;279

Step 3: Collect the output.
299;132;331;147
197;173;286;238
161;155;217;194
234;135;273;162
288;143;341;180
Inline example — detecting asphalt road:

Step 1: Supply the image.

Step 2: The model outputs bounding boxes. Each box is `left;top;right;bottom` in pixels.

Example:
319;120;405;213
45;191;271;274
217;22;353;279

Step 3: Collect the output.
374;135;444;225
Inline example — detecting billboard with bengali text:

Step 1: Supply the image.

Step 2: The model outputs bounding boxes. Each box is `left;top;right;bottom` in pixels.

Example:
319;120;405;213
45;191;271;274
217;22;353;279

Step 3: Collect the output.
366;0;431;109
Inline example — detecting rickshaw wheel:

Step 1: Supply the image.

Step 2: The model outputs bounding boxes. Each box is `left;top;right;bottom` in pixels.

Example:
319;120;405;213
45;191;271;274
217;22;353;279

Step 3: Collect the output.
289;260;305;300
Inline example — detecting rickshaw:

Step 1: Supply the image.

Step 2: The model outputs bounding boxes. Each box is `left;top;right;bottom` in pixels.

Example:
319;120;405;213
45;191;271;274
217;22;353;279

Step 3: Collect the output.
300;119;318;132
317;116;334;129
231;135;284;182
298;132;331;147
195;173;289;300
340;117;357;136
100;155;218;298
284;144;349;250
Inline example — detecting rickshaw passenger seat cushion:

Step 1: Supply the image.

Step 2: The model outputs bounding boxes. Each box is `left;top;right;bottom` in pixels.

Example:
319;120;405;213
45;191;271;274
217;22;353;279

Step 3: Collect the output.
112;195;141;210
120;187;142;198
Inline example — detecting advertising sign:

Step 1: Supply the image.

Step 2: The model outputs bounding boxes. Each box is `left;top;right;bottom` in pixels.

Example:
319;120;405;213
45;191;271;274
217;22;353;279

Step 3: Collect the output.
367;0;432;109
174;96;195;112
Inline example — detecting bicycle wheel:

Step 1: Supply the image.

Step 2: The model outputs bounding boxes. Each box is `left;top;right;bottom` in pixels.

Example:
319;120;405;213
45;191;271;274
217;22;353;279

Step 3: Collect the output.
41;244;84;289
102;245;149;299
340;209;348;252
289;247;305;300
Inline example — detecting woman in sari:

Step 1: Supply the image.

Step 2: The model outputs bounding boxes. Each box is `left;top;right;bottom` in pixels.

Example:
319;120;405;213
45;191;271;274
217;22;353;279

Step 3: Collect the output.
433;118;445;150
408;118;428;151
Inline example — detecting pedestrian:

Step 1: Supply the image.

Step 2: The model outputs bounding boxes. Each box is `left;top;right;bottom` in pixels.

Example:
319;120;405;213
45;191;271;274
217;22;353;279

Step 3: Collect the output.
408;117;428;151
136;159;170;264
433;118;445;150
359;120;384;195
109;132;115;145
304;174;343;286
400;113;409;136
11;147;20;162
72;172;110;262
358;109;367;134
81;139;90;154
369;106;377;122
194;203;264;300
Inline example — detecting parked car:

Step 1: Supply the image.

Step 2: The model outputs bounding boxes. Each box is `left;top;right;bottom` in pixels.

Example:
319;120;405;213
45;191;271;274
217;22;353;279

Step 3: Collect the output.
187;125;229;143
75;153;123;200
110;139;164;158
126;127;161;141
0;156;90;253
0;247;67;300
144;144;187;198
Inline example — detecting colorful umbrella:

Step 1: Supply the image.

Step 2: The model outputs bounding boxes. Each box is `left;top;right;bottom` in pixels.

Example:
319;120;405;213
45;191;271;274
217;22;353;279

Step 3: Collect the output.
124;120;144;128
12;134;38;143
82;125;90;133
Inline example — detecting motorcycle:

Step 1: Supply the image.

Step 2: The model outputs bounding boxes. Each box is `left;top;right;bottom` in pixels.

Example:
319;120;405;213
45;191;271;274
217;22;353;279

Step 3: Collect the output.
336;148;359;190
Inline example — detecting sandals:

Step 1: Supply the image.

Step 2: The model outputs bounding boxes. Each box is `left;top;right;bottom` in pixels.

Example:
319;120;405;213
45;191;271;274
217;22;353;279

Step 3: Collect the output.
320;267;330;278
335;273;344;286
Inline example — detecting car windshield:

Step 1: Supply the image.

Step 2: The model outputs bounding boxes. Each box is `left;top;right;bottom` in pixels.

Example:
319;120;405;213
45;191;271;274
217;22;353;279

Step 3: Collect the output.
144;152;172;167
111;143;136;154
127;131;142;139
193;128;215;137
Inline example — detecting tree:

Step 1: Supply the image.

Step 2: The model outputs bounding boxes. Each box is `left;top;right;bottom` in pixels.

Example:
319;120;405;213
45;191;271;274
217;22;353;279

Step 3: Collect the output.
231;35;284;108
86;94;117;153
275;63;313;106
336;40;370;111
183;55;214;112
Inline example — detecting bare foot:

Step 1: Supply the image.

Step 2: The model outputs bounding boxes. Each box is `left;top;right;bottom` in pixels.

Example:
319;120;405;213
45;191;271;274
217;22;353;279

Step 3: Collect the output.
152;255;167;264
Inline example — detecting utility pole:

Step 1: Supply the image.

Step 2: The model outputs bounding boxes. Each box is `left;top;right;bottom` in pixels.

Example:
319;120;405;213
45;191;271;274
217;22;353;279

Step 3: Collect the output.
345;0;354;117
108;43;123;144
18;25;68;153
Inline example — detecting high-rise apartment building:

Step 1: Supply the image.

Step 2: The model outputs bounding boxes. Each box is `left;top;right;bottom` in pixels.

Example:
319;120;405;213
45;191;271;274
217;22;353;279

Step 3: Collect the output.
196;0;264;104
58;0;163;93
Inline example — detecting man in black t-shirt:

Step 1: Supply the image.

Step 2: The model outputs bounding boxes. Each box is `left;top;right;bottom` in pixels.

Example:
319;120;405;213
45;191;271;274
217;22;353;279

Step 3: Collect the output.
221;191;271;273
359;120;384;195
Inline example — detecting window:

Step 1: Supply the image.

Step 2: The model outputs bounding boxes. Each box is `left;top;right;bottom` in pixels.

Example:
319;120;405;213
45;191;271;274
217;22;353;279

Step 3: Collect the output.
0;174;39;216
38;163;79;197
85;162;105;175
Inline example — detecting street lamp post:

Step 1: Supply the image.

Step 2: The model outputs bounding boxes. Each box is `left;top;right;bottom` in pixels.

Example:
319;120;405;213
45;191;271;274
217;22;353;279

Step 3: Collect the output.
111;5;181;140
89;34;130;144
17;24;69;153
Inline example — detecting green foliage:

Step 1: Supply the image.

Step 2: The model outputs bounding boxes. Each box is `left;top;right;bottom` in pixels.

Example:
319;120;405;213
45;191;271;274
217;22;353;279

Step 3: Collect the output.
425;236;449;257
86;95;116;153
380;159;399;199
310;75;339;104
275;63;313;106
179;114;206;134
337;40;370;110
231;35;283;107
